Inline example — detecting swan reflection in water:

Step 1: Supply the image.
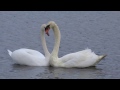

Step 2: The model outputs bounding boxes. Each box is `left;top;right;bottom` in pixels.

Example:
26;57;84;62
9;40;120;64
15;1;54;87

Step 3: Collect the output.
11;63;104;79
47;66;103;79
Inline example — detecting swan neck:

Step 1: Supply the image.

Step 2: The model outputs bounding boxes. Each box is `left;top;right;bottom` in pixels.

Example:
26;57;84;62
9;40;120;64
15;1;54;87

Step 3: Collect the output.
40;29;50;57
51;24;61;57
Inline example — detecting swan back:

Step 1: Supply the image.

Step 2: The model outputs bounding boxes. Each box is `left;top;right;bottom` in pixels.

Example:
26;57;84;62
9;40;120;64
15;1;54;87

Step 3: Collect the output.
59;49;100;68
11;48;48;66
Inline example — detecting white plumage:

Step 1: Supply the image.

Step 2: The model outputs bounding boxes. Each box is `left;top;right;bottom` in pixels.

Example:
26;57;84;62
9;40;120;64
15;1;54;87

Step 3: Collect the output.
46;21;107;68
7;24;50;66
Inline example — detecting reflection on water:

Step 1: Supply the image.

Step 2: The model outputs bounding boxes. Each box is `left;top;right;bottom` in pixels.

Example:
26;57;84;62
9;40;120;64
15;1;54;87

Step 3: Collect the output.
47;66;103;79
5;64;104;79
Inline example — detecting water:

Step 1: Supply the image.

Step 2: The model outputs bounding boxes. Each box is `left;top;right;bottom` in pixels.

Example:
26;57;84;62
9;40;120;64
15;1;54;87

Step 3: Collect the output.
0;11;120;79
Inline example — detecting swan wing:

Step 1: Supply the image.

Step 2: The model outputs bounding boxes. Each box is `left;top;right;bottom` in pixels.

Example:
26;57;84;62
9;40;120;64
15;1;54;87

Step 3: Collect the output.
20;48;45;58
60;49;91;63
60;49;99;68
10;48;47;66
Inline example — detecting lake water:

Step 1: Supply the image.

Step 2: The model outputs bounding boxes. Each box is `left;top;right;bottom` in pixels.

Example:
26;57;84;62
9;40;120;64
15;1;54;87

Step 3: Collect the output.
0;11;120;79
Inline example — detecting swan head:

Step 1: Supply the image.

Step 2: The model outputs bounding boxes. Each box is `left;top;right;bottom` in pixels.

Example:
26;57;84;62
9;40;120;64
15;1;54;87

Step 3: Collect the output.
41;24;49;35
41;24;47;30
47;21;56;27
45;21;56;36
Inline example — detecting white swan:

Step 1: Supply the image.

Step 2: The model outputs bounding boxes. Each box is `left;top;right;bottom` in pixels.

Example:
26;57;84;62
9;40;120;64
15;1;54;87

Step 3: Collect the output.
45;21;107;68
7;24;50;66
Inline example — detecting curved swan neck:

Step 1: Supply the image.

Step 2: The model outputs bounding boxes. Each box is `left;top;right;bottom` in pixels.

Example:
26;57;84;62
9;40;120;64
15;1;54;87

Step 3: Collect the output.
40;29;50;57
51;24;61;57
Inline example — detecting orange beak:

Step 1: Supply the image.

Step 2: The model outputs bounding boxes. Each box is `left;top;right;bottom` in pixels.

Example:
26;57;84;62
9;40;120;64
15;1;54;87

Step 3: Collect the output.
45;29;50;36
45;25;50;36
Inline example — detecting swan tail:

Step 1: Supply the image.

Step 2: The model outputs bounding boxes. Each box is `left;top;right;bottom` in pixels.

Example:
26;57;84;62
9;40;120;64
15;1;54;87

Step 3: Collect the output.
97;54;107;63
7;49;12;56
99;55;107;61
92;55;107;66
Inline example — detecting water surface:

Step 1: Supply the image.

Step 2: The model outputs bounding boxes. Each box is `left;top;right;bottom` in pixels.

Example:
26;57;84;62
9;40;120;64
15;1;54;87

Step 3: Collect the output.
0;11;120;79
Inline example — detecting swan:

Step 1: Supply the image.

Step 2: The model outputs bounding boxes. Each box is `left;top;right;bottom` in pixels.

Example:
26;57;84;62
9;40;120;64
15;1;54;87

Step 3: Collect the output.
7;24;50;66
44;21;107;68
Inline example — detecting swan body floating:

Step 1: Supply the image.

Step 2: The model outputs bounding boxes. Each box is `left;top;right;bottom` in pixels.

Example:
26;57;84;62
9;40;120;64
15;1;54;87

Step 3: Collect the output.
45;21;107;68
7;24;50;66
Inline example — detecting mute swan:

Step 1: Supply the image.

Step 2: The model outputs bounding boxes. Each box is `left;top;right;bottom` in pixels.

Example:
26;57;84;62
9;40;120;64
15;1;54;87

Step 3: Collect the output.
44;21;107;68
7;24;50;66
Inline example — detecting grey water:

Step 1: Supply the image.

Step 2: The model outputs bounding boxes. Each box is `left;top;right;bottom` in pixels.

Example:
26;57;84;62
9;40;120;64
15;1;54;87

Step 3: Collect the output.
0;11;120;79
